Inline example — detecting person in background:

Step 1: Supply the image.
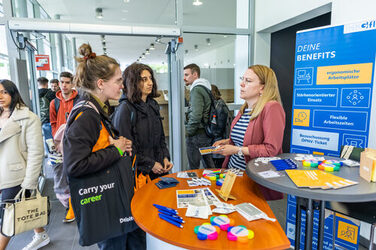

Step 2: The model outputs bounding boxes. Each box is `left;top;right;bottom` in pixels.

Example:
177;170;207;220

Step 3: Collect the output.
0;80;50;250
49;71;78;223
213;65;285;200
38;76;55;156
50;78;60;93
184;63;215;169
210;84;229;168
63;44;140;250
112;63;173;181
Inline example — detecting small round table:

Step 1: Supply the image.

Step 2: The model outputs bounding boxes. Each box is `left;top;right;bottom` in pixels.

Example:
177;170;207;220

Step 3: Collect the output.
246;153;376;250
131;169;290;250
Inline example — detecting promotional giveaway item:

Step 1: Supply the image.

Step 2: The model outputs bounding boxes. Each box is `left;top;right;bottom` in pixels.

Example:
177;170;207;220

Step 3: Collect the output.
360;148;376;182
155;177;179;189
227;225;254;242
194;223;220;240
154;204;184;228
69;155;137;246
210;215;234;231
1;189;49;237
134;155;152;191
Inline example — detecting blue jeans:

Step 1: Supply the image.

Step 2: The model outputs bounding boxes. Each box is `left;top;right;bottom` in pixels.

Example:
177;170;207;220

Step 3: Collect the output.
42;123;53;154
186;132;215;170
97;228;146;250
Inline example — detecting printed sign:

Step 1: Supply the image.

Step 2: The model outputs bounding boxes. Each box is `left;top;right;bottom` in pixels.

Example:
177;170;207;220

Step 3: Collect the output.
290;19;376;155
35;55;50;71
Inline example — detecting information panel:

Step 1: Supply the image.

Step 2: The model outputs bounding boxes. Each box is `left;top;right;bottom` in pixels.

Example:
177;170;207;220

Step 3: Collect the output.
290;20;376;155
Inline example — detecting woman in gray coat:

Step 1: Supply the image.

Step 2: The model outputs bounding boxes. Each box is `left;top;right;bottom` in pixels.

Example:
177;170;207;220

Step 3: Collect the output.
0;80;50;250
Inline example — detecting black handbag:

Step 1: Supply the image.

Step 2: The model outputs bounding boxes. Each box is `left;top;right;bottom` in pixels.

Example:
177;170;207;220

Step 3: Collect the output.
69;155;137;246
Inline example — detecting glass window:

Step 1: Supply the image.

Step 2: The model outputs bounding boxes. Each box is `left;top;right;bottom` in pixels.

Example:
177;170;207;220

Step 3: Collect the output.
0;25;7;55
0;0;4;17
0;55;10;79
183;33;237;103
183;0;248;29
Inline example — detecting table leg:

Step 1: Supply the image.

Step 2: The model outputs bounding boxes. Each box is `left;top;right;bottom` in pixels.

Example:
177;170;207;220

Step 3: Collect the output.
305;198;314;250
318;200;325;250
332;211;336;250
295;197;302;249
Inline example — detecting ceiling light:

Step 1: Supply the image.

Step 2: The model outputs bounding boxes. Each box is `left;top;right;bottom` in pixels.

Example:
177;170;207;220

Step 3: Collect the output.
193;0;203;6
185;49;188;54
96;8;103;19
124;0;130;3
142;53;145;58
145;49;150;55
206;38;211;45
150;43;155;50
101;35;105;42
194;45;198;51
155;37;162;44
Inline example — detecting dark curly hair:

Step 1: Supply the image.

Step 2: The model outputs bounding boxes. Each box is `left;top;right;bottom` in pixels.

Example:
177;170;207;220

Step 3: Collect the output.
123;63;160;103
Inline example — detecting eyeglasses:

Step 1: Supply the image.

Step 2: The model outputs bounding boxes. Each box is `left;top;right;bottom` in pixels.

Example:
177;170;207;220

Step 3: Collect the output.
239;76;252;85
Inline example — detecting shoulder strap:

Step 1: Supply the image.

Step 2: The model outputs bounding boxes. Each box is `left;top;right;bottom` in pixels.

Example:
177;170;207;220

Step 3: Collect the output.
54;95;79;114
54;98;60;114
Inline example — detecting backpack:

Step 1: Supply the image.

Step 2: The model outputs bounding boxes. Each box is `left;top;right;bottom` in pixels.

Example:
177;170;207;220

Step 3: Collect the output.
197;86;234;139
39;94;50;124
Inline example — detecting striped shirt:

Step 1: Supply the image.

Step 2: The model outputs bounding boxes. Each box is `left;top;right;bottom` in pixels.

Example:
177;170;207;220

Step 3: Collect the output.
228;109;252;170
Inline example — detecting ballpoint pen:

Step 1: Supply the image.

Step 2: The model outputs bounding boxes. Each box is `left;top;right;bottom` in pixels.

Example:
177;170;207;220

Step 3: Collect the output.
153;204;178;213
158;210;183;220
157;208;179;216
158;213;183;228
159;213;185;224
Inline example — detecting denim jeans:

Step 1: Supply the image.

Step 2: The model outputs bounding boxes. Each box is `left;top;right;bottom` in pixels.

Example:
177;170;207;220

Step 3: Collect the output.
42;123;53;155
186;132;215;170
97;228;146;250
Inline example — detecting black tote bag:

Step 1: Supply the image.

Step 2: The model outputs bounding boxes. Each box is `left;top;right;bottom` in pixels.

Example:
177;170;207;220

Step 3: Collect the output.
69;154;137;246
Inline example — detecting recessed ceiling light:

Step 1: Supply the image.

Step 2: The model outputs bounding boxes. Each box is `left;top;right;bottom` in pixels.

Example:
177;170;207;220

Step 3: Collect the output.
150;43;155;50
124;0;130;3
194;45;198;51
145;49;150;55
193;0;203;6
95;8;103;19
206;38;211;46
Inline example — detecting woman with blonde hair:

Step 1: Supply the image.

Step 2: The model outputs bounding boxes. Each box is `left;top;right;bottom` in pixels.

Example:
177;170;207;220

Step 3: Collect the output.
213;65;285;200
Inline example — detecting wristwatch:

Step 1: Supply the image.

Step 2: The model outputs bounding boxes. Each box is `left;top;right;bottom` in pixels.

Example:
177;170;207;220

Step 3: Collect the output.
237;147;244;157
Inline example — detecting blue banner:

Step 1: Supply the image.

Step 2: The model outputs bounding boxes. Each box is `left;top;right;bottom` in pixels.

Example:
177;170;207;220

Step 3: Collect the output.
290;20;376;155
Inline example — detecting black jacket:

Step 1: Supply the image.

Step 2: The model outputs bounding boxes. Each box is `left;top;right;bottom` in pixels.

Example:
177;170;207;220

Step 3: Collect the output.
63;94;121;178
38;88;56;102
112;95;170;179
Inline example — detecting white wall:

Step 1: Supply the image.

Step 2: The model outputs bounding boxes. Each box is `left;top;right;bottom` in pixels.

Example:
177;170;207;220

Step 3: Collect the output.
253;0;376;66
253;0;332;66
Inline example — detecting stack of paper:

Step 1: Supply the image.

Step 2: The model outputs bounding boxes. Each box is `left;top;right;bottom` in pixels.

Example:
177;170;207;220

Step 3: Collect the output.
285;170;358;189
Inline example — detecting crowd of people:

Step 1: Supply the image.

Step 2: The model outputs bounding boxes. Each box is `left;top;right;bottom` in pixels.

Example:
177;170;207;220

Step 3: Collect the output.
0;42;285;250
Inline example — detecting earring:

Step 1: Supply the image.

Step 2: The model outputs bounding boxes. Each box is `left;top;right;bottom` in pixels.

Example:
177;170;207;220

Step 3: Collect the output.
259;93;263;96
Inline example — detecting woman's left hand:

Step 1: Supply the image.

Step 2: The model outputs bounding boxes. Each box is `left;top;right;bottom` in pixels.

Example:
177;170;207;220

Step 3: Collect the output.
163;158;173;172
216;145;239;156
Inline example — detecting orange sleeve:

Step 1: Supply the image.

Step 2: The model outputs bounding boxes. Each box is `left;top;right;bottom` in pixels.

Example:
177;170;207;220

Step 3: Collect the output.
49;99;57;137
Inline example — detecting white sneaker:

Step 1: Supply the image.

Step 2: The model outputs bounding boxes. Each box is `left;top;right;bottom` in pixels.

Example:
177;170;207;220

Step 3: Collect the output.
22;232;50;250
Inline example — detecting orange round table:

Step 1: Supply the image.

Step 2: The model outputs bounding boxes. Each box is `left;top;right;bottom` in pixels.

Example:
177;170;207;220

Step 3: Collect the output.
131;169;290;250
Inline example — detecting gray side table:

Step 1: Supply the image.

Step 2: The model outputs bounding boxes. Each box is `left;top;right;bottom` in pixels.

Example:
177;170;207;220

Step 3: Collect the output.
246;153;376;250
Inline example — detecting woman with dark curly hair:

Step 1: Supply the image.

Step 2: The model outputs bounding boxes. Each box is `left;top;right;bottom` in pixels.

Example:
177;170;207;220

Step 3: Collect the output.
112;63;173;180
